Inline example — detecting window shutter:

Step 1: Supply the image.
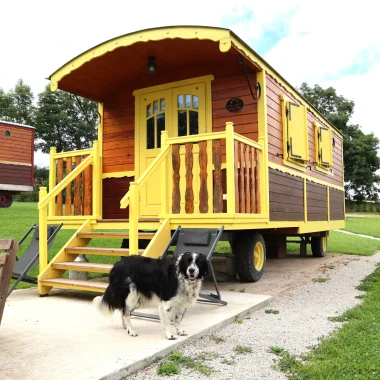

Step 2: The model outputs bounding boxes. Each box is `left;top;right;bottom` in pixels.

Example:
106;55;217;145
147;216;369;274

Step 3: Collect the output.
287;101;308;161
319;126;332;166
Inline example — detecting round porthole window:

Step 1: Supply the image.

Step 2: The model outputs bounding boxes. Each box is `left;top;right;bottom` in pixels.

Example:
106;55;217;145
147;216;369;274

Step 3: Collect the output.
4;130;11;137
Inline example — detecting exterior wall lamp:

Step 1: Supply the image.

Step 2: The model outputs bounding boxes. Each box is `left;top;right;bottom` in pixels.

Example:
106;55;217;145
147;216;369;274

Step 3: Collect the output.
147;56;157;75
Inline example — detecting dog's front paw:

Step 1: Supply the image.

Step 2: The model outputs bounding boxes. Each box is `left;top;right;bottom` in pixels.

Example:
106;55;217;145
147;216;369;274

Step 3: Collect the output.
177;329;187;336
128;329;138;337
166;334;177;340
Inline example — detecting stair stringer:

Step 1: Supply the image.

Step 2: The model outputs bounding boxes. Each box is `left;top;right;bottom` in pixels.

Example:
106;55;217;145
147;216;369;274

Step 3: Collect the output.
38;219;92;295
142;219;171;258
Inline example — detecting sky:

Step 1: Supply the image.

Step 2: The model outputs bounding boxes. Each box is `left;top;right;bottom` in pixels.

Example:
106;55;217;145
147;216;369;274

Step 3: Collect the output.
1;0;379;167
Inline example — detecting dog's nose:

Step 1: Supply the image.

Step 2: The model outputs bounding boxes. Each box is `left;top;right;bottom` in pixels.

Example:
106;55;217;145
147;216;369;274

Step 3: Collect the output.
189;268;195;274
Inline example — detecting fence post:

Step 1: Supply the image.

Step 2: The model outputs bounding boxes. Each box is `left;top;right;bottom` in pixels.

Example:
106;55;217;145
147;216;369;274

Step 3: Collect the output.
38;187;48;273
225;122;236;214
49;147;57;217
129;182;139;255
161;131;169;215
92;141;101;219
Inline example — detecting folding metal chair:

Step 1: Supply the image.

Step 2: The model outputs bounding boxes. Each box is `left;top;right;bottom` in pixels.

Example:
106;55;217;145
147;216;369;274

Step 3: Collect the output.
8;223;63;296
161;225;227;306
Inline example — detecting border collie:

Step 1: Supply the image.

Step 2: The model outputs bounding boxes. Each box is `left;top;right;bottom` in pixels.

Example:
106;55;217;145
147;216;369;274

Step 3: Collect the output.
93;252;208;340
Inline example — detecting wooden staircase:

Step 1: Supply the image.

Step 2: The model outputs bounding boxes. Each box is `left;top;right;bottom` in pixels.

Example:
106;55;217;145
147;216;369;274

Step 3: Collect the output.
38;218;170;295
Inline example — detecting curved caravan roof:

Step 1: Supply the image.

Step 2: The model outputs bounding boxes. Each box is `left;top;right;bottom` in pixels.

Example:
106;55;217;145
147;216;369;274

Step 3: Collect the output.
48;25;340;135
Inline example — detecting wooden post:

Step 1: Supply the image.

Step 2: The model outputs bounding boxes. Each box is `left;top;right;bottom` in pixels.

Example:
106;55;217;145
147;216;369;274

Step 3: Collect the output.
160;131;168;215
0;239;18;325
38;187;48;273
49;147;57;217
65;157;72;216
185;143;194;214
172;144;181;214
56;158;63;216
92;141;101;219
129;182;139;255
225;122;236;214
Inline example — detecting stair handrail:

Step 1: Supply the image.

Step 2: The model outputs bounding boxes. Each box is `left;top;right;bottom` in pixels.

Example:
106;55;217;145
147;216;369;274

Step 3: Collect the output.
37;152;94;272
120;144;171;209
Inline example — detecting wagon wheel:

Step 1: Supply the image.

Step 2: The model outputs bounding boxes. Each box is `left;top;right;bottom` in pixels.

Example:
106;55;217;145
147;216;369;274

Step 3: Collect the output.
0;192;13;208
232;231;266;282
311;236;327;257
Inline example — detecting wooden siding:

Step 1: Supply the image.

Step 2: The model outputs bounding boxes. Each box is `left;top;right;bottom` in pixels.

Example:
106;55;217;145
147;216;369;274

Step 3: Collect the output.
269;168;304;221
307;181;328;221
102;177;133;219
0;123;34;165
266;73;343;187
330;188;345;220
103;94;135;174
0;163;33;186
212;74;258;163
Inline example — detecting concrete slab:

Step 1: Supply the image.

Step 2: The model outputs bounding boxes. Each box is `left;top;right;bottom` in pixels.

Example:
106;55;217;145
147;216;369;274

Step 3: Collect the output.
0;288;271;380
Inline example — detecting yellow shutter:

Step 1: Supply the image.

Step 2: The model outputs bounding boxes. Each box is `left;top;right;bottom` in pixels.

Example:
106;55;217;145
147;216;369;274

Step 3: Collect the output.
319;126;332;166
287;101;308;161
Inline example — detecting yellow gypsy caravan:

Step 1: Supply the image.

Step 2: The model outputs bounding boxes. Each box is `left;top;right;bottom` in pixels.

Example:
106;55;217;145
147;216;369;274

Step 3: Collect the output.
37;26;345;295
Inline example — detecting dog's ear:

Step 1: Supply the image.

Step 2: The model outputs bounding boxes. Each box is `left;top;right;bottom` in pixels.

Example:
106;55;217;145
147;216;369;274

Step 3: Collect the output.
198;254;209;277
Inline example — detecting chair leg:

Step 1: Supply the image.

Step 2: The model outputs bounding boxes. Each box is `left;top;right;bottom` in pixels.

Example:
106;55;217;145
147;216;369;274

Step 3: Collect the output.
198;261;227;306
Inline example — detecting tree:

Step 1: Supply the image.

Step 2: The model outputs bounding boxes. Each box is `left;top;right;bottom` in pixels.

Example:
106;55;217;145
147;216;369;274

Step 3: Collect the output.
299;83;380;200
0;79;35;125
34;86;98;153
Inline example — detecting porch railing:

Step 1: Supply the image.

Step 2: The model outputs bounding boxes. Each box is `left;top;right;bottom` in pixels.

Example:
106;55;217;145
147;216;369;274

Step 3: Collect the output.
37;141;101;271
120;122;262;254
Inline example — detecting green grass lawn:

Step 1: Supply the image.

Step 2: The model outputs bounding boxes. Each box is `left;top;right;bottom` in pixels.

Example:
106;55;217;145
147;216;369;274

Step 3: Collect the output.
0;202;121;289
272;263;380;379
344;216;380;238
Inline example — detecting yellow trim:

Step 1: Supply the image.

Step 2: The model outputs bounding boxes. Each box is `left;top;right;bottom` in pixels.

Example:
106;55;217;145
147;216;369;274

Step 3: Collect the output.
48;147;57;217
256;71;269;215
133;75;214;97
269;162;345;191
98;103;104;218
142;219;171;258
53;148;93;159
92;141;101;219
225;122;236;214
102;171;135;179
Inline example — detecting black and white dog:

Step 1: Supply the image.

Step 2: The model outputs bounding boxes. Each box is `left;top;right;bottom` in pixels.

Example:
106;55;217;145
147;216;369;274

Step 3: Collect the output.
93;252;208;340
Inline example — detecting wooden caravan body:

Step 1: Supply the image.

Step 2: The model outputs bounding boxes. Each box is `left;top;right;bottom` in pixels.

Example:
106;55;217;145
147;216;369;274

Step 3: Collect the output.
37;26;345;294
0;121;34;208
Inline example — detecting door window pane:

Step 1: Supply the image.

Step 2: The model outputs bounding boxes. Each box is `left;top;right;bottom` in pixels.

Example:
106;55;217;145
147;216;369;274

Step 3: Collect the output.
185;94;191;108
153;100;158;114
160;98;165;111
146;103;152;117
189;111;198;135
147;117;154;149
178;110;187;136
193;96;198;109
156;113;165;148
177;95;183;108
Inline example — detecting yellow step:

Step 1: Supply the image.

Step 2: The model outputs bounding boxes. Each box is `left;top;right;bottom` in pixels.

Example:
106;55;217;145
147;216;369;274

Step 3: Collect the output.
77;231;155;239
65;247;144;256
39;278;108;293
52;261;113;273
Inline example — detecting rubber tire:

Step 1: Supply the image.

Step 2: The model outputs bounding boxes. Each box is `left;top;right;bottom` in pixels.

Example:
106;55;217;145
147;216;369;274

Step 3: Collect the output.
233;231;266;282
0;191;13;208
311;236;327;257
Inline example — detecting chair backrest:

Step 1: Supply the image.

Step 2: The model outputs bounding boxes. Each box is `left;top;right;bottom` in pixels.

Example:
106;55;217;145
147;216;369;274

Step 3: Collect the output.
173;227;224;260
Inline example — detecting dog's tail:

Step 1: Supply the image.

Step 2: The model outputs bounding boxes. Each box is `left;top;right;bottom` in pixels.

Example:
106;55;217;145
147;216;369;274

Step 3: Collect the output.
93;295;114;317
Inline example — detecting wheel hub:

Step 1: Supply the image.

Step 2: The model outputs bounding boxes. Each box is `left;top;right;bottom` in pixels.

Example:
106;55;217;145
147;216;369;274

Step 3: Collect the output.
253;242;264;270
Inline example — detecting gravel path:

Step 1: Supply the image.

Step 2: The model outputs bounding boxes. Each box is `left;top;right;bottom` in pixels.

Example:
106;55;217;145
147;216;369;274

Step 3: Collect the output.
128;253;380;380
